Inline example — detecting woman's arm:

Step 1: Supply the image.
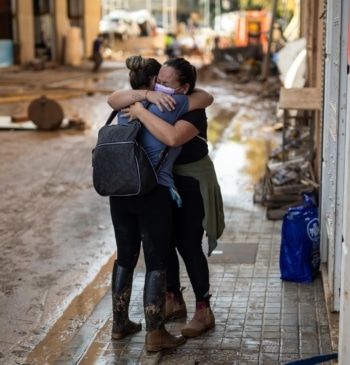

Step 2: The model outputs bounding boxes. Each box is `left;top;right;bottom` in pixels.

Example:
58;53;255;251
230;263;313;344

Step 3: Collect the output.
108;87;213;113
122;102;198;147
107;89;176;112
107;89;148;110
187;88;213;110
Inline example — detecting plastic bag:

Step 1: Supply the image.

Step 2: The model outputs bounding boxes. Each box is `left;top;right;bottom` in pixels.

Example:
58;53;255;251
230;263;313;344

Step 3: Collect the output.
280;193;320;283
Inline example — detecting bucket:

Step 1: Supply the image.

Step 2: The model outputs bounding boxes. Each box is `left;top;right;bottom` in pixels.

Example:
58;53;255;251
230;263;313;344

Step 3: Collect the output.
0;40;13;67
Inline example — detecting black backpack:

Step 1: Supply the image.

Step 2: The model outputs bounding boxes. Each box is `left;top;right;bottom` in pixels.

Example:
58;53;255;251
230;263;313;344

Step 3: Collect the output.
92;110;167;197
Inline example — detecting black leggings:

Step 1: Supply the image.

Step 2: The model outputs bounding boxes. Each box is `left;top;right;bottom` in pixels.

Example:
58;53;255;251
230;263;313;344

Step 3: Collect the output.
109;185;173;272
167;175;210;301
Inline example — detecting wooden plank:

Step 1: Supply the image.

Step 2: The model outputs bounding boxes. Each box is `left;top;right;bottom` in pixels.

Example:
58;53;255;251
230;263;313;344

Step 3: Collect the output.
279;87;321;110
267;207;288;220
273;184;314;194
264;194;304;203
266;200;305;220
0;116;37;130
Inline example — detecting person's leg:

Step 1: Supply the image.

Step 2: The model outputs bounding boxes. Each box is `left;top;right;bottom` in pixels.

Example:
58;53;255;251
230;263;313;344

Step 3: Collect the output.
166;244;180;292
110;261;142;339
109;196;142;339
143;269;186;351
138;186;186;351
173;175;210;300
173;175;215;337
96;53;103;71
137;187;173;272
164;200;187;321
92;52;102;72
92;52;98;72
165;175;208;321
165;244;187;321
175;189;209;300
109;196;141;269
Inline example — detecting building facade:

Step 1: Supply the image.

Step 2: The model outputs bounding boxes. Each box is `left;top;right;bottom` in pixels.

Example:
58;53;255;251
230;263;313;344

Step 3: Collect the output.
299;0;349;362
0;0;101;66
0;0;197;66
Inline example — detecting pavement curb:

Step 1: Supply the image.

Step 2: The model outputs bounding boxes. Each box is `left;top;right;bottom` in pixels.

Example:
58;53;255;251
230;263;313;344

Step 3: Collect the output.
26;254;116;365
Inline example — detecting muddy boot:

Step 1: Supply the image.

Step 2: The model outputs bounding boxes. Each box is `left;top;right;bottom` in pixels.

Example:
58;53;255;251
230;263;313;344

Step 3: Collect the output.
165;287;187;322
144;270;186;352
111;261;142;340
181;298;215;338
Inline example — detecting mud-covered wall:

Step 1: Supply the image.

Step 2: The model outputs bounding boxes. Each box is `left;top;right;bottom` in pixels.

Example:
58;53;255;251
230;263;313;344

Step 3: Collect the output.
17;0;35;64
14;0;100;65
53;0;69;64
83;1;101;58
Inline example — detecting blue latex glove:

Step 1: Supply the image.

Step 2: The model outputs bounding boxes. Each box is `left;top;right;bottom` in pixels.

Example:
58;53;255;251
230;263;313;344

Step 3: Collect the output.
169;187;182;207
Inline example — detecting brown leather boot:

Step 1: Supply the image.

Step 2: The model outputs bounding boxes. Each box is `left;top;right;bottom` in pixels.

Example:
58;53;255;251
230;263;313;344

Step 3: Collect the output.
146;328;186;352
144;270;186;352
181;300;215;338
165;288;187;321
111;261;142;340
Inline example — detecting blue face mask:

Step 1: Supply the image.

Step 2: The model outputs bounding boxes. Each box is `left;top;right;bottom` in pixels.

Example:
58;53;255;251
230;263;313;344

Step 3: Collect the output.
154;83;175;94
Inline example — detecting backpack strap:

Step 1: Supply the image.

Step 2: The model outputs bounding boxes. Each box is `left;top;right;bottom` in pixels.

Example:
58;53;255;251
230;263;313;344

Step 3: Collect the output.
105;110;118;126
106;101;149;126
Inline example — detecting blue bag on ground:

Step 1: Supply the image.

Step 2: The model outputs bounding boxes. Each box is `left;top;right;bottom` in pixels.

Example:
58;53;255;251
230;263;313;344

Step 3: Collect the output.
280;193;320;283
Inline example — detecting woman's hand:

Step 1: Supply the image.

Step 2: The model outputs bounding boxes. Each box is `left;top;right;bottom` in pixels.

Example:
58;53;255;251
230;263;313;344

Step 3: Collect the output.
121;102;145;121
146;91;176;112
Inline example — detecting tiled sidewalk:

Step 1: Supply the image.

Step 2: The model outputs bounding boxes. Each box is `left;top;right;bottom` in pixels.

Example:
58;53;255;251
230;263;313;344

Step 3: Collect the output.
54;202;335;365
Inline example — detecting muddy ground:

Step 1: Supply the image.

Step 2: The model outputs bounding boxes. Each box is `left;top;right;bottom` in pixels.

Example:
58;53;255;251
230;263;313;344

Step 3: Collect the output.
0;43;281;364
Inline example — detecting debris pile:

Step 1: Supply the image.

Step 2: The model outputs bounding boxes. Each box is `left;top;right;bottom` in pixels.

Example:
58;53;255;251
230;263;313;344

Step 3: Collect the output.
212;43;265;76
254;158;318;220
